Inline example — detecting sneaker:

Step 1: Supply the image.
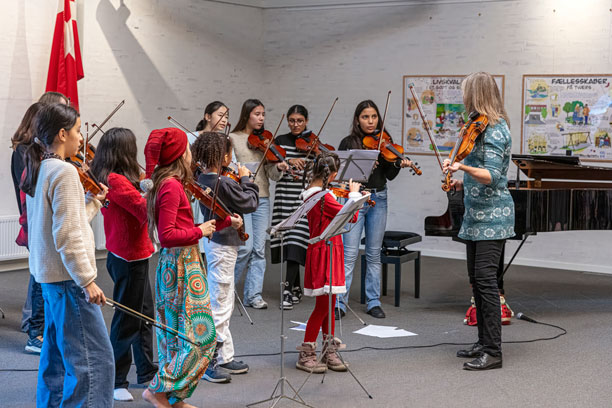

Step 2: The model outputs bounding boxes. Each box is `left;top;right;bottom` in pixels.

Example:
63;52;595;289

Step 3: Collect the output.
291;287;303;304
25;335;43;354
219;360;249;374
281;291;293;310
113;388;134;402
203;364;231;383
247;297;268;309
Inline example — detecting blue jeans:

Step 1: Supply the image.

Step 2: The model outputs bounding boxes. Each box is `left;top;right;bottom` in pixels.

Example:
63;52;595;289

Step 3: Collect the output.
339;188;388;312
38;280;114;408
235;197;269;304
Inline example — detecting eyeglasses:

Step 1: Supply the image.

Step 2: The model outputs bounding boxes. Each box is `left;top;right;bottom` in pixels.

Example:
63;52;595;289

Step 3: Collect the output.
288;119;305;125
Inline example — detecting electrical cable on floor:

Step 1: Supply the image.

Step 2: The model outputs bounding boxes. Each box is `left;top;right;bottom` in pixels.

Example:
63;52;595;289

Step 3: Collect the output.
0;314;566;372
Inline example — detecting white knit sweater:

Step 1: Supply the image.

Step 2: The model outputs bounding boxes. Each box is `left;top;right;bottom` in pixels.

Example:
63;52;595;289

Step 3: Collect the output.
26;158;102;287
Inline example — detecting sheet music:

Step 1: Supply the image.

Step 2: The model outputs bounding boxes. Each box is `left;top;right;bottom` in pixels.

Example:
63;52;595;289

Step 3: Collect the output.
308;193;371;244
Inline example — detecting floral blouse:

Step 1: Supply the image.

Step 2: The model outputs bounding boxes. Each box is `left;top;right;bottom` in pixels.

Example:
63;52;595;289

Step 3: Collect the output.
458;119;515;241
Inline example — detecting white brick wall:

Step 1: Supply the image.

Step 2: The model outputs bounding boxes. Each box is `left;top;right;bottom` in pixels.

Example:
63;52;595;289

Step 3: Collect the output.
260;0;612;274
1;0;610;273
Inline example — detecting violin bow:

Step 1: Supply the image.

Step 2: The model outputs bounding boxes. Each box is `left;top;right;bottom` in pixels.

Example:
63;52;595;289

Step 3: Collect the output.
167;116;194;135
304;97;338;161
377;90;392;151
87;100;125;146
252;114;285;180
106;298;201;346
408;83;445;174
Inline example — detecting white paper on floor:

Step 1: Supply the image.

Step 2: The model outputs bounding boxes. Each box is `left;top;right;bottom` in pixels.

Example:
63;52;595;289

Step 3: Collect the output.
353;324;417;338
289;321;307;331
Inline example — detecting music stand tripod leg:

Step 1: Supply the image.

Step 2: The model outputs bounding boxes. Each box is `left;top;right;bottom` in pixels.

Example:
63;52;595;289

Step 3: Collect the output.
234;290;254;325
246;231;312;408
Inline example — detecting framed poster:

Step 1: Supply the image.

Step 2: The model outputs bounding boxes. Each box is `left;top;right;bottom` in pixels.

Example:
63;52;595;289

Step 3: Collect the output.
521;74;612;161
402;75;505;155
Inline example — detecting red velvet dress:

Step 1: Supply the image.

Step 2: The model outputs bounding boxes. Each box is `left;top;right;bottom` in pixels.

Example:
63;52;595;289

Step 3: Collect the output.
303;192;358;296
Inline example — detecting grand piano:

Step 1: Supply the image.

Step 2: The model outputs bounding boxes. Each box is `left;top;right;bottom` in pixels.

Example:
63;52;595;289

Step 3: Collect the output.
425;154;612;269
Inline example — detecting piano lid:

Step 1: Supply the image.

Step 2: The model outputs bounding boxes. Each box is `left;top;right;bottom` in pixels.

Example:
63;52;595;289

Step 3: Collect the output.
512;154;612;181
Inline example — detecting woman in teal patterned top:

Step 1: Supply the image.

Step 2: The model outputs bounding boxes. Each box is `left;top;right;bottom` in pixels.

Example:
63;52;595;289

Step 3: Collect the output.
443;72;515;371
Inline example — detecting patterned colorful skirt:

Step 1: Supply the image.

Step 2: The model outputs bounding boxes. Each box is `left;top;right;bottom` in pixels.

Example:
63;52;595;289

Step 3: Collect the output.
148;245;216;404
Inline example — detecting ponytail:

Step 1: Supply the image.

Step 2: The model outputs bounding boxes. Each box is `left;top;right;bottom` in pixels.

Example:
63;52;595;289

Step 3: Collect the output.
20;103;80;197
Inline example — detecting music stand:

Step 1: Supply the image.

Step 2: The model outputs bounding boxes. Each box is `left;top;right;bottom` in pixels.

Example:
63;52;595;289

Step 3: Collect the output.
335;150;379;183
247;190;328;408
295;193;373;400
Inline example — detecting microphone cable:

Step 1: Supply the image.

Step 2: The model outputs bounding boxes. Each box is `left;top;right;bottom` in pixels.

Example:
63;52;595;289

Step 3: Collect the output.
0;313;566;371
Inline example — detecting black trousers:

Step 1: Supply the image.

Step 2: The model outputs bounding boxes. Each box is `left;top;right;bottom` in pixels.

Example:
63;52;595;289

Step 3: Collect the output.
285;260;301;290
466;239;505;357
107;253;157;389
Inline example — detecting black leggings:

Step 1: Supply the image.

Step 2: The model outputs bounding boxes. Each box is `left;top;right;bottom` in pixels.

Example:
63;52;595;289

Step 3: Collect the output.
285;260;301;290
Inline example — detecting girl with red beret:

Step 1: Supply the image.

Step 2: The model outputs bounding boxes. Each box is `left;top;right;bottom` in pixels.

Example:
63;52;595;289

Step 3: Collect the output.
142;128;224;408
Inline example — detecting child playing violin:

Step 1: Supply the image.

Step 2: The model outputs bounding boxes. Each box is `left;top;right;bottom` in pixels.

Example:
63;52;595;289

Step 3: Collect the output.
142;127;220;408
229;99;287;310
90;127;158;402
270;105;312;310
296;152;360;373
192;131;258;381
20;103;114;407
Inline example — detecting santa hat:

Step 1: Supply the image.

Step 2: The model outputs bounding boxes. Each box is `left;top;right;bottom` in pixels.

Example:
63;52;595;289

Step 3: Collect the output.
144;128;188;178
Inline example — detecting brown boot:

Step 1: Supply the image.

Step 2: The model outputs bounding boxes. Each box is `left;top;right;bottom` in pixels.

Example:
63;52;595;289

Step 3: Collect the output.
296;342;327;374
322;336;348;372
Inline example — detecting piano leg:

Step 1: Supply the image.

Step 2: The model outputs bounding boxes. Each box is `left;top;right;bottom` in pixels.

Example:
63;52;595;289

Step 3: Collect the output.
497;234;532;285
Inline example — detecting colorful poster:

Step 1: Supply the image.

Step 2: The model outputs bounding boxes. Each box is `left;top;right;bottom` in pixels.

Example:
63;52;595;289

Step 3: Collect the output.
521;74;612;161
402;75;505;155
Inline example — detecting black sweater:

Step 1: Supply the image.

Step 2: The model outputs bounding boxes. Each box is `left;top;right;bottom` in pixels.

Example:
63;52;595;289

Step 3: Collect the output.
11;144;27;214
198;173;259;246
338;135;401;190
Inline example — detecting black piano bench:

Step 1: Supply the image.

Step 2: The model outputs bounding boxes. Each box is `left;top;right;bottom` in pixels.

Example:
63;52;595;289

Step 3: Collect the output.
360;231;422;307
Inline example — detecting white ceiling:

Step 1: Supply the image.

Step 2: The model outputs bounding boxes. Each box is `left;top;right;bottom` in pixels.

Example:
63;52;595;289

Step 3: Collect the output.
207;0;514;11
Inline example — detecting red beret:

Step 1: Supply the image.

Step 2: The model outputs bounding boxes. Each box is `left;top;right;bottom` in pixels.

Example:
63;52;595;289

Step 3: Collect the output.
144;128;188;178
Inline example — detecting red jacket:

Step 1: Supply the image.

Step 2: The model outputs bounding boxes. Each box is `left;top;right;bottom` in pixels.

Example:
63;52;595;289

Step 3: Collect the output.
156;177;231;248
101;173;155;260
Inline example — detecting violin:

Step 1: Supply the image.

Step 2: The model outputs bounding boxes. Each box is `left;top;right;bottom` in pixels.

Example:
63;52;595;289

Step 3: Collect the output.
247;128;287;163
362;130;422;176
441;112;488;192
222;165;241;183
295;130;335;156
330;187;375;207
184;179;248;241
66;154;109;207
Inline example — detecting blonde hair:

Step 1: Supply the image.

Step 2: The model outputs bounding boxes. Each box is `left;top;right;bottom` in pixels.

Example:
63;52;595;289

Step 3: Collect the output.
462;72;510;128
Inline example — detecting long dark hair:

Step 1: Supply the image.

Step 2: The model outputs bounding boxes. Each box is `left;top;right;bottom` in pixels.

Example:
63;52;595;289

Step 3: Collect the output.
20;103;80;197
146;155;192;243
195;101;228;132
90;127;141;187
192;131;232;170
11;102;46;150
232;99;264;133
346;100;384;149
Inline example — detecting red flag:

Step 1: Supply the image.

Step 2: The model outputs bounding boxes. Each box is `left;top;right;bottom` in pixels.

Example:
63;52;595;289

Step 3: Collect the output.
45;0;84;111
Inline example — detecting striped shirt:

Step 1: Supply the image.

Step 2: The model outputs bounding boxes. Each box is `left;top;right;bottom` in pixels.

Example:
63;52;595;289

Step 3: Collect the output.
270;133;310;265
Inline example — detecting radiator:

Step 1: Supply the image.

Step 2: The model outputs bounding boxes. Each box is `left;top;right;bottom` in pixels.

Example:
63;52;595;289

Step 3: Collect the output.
0;216;28;260
0;214;107;261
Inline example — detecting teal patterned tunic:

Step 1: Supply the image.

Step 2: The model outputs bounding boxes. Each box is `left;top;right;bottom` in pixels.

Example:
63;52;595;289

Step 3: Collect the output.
458;119;515;241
